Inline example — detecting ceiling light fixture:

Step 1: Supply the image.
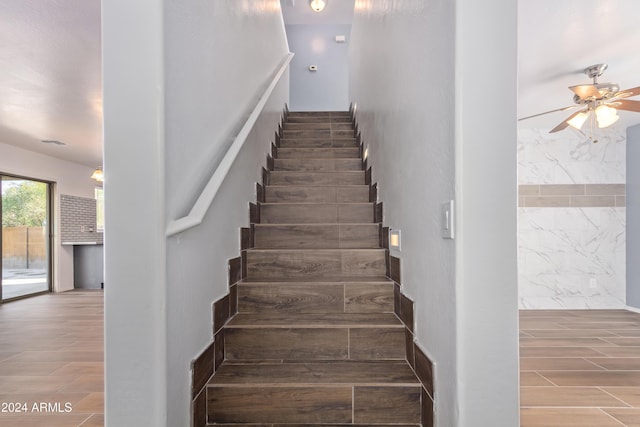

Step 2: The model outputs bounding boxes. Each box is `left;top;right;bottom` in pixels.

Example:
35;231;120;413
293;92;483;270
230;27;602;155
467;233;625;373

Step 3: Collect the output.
595;104;619;128
567;111;590;130
309;0;326;12
91;167;104;183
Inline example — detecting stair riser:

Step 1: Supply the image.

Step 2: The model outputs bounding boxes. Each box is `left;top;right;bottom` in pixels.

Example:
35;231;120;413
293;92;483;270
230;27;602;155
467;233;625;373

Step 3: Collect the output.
284;123;331;130
286;116;352;123
287;115;353;123
269;171;365;186
253;224;380;249
224;327;405;361
279;139;358;148
208;424;419;427
259;204;374;224
286;116;331;123
332;123;356;131
207;386;420;424
238;282;394;313
246;250;386;279
282;130;355;139
265;186;369;203
287;111;351;118
276;147;360;158
281;123;354;131
273;158;362;172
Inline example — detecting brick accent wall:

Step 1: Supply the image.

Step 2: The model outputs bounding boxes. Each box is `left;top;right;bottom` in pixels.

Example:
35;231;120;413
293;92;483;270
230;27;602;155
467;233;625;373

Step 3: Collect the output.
60;194;103;244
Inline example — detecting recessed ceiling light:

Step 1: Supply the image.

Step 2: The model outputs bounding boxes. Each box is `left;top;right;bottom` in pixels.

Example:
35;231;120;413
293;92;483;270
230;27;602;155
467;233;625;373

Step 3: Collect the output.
41;140;66;146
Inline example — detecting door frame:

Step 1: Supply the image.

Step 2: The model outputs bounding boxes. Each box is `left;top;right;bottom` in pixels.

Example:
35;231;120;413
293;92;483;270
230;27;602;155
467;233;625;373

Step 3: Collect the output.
0;172;54;303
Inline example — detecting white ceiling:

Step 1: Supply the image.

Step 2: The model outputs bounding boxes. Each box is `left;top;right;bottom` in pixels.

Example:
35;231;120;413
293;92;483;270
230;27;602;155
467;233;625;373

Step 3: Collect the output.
0;0;102;167
518;0;640;132
280;0;355;25
1;0;639;169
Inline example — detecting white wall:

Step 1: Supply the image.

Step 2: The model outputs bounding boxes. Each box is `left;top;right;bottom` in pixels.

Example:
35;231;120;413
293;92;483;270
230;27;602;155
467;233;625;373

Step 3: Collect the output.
103;0;166;425
103;0;289;425
163;2;288;425
286;24;350;111
627;124;640;309
349;0;519;425
165;1;289;220
455;1;519;424
349;1;457;424
0;142;97;293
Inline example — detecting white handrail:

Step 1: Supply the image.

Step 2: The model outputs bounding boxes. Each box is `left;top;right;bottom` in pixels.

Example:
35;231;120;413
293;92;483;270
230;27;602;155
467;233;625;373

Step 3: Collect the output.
166;53;294;237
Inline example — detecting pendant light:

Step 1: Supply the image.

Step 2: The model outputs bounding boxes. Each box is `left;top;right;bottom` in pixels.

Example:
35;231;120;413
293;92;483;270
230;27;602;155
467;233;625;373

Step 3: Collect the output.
91;167;104;183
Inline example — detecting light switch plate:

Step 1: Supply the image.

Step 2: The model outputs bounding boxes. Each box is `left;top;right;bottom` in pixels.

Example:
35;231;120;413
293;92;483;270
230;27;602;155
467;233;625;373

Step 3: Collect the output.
441;200;455;239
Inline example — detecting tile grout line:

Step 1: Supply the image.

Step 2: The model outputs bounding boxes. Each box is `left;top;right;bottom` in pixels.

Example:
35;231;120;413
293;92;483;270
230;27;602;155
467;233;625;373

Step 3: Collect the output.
598;407;630;426
598;387;634;408
351;385;355;424
76;413;95;427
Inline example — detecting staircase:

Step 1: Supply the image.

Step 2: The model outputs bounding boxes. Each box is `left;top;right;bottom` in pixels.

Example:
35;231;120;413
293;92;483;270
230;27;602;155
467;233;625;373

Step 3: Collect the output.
205;110;424;426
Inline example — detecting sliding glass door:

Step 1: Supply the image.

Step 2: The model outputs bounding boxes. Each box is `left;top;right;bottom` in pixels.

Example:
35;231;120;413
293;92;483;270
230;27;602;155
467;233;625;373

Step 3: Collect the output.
0;175;52;301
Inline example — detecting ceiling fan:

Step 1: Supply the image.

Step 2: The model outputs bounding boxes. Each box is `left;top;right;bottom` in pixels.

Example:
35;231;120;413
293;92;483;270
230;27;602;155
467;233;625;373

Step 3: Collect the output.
519;64;640;138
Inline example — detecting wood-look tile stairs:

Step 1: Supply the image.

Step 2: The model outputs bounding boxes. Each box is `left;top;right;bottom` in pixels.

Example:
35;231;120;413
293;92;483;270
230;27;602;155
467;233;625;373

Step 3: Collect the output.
206;111;423;426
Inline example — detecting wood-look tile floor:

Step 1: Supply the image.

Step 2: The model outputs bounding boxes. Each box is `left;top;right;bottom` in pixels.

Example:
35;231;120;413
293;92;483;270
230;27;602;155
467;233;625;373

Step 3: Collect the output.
521;309;640;426
0;290;103;427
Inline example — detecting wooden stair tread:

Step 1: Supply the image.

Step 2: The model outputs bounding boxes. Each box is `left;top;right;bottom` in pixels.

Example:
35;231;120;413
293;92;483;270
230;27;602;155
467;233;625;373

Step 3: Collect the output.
269;171;363;175
287;111;350;116
208;360;419;386
273;158;361;161
237;278;393;285
266;184;368;188
246;248;384;252
272;159;362;172
208;424;419;427
276;147;361;158
260;202;372;206
252;222;380;249
268;171;365;185
264;185;370;203
226;312;402;328
239;276;391;283
280;139;357;142
253;222;378;227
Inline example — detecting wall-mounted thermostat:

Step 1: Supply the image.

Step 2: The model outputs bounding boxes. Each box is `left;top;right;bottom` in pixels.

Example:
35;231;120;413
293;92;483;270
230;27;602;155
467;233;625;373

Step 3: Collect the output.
336;35;346;43
309;65;318;71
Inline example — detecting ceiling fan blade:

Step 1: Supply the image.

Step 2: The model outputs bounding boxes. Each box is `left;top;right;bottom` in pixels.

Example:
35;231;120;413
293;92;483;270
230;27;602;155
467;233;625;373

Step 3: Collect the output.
613;86;640;99
518;105;577;121
549;109;587;133
569;84;600;100
610;99;640;112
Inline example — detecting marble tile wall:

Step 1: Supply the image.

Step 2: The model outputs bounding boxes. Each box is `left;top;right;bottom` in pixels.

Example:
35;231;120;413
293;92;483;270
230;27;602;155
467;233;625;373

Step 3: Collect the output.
518;128;626;185
518;127;626;309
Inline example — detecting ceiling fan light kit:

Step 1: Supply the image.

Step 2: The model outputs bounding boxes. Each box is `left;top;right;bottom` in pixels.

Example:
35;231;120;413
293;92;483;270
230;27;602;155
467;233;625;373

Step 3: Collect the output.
567;110;590;130
519;63;640;141
595;104;619;128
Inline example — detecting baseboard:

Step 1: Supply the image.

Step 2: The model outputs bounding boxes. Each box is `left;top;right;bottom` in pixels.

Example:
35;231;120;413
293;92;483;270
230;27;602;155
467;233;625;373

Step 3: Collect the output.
626;305;640;314
387;254;434;427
